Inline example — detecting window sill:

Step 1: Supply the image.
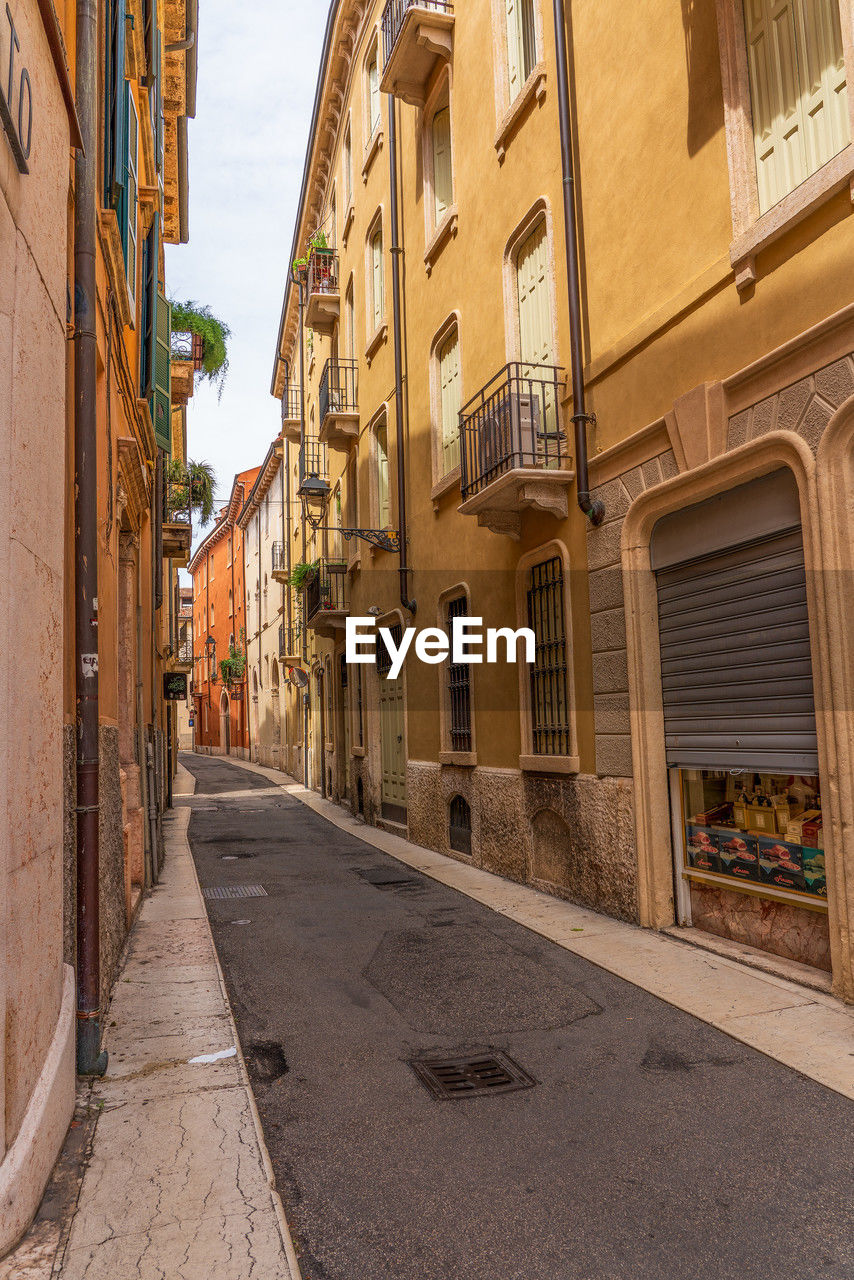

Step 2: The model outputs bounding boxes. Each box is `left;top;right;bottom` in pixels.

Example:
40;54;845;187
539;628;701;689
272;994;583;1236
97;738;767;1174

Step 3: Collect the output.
352;746;366;758
439;751;477;767
494;64;547;163
519;754;580;776
731;145;854;291
431;467;461;506
342;201;355;246
365;322;388;365
362;127;384;183
348;546;362;573
424;206;458;275
97;208;133;329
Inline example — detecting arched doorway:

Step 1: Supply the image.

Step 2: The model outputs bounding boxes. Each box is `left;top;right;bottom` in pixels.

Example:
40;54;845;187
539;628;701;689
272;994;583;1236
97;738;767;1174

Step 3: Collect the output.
219;689;231;756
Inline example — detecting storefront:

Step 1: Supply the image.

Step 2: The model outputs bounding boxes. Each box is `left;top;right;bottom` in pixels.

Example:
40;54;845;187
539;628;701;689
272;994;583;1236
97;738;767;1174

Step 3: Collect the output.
651;469;830;971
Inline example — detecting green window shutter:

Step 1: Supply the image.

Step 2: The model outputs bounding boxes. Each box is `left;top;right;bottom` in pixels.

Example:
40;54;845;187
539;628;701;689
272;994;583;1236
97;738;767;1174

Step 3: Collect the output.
140;212;158;397
104;0;128;207
151;290;172;454
124;87;139;307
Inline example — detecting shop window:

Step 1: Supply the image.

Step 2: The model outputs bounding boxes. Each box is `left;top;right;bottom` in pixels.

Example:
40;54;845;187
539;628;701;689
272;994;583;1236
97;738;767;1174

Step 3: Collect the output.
446;596;472;751
526;556;570;756
449;795;472;855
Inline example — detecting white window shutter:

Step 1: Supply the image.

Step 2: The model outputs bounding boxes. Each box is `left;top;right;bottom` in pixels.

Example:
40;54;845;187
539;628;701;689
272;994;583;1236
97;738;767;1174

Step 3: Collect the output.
516;223;553;367
794;0;849;173
506;0;522;99
439;329;461;472
369;53;380;133
432;107;453;222
372;231;383;331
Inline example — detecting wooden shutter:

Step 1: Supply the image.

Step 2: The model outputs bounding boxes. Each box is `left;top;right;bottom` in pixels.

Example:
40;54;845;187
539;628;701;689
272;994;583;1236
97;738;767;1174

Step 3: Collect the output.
123;88;139;307
369;52;380;133
152;289;172;454
371;229;383;331
105;0;128;206
345;285;355;359
744;0;849;213
432;107;453;222
376;422;390;528
516;222;553;367
439;328;461;473
344;126;352;206
506;0;522;99
140;214;158;397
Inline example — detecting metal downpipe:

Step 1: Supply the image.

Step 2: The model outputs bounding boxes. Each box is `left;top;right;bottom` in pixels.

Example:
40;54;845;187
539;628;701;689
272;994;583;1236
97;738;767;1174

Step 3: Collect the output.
297;282;310;788
74;0;107;1076
552;0;605;526
387;93;416;615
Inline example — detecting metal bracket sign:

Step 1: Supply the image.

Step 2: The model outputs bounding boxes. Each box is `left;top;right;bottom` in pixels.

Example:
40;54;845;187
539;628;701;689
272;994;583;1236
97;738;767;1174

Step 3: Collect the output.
163;672;188;702
1;3;32;173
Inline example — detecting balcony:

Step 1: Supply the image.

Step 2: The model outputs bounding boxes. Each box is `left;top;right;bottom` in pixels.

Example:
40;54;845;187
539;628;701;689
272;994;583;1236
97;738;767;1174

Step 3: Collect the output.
170;330;204;405
175;640;194;672
272;542;288;584
281;385;302;444
319;359;359;451
305;249;339;334
162;478;192;566
380;0;454;106
304;436;329;480
279;623;301;664
305;558;350;639
458;363;575;540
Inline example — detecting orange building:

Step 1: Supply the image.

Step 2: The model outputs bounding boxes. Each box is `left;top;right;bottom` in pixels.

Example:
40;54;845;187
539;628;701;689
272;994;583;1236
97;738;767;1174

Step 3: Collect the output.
189;468;260;755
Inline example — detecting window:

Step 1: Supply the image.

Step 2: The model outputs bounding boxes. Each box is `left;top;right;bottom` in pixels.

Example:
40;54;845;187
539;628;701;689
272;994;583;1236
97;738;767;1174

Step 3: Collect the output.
449;796;472;855
743;0;849;212
104;0;127;209
125;90;139;306
446;597;472;751
506;0;537;99
432;105;453;223
229;589;233;616
516;218;554;366
375;418;391;528
370;224;384;332
139;217;157;396
345;280;356;359
210;603;215;625
437;325;461;473
330;192;337;250
367;43;381;137
344;122;353;207
356;664;364;746
347;452;359;529
527;557;570;755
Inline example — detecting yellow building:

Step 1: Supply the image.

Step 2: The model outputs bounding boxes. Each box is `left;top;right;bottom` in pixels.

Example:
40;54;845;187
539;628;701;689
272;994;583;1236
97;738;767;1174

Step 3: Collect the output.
271;0;854;1000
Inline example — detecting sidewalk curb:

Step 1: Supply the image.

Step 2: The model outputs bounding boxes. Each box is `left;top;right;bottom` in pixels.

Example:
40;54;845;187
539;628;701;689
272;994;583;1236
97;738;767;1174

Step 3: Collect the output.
172;765;303;1280
184;753;854;1101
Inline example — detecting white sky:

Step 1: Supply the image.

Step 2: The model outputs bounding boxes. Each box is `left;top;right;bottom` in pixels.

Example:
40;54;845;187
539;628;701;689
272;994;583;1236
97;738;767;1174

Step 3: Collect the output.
165;0;328;523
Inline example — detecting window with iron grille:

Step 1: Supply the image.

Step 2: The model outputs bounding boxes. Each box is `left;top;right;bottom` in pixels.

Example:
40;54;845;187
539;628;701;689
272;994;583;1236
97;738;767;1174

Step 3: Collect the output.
356;664;364;746
526;557;570;756
376;624;403;677
446;597;472;752
449;795;472;856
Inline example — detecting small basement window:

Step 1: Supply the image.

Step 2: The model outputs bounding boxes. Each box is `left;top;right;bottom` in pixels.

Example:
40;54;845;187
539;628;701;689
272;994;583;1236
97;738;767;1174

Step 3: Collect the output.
449;795;472;856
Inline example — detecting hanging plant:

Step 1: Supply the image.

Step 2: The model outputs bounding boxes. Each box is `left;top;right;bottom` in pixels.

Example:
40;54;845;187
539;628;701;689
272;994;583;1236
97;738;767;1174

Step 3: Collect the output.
219;645;247;686
289;560;318;591
164;459;217;526
169;300;231;400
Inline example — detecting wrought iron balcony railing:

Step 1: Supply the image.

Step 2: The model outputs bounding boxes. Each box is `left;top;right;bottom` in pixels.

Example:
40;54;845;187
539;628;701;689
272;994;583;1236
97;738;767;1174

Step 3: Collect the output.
279;624;300;659
459;363;566;502
305;558;350;624
170;330;205;370
177;640;193;665
272;542;286;575
308;248;339;299
281;385;301;423
319;359;358;425
304;436;329;480
382;0;452;65
163;478;192;526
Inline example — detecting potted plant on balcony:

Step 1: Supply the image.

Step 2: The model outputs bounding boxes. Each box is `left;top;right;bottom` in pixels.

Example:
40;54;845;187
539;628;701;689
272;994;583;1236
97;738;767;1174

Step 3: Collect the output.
308;230;335;293
165;459;217;528
219;644;247;688
289;561;318;590
169;301;231;400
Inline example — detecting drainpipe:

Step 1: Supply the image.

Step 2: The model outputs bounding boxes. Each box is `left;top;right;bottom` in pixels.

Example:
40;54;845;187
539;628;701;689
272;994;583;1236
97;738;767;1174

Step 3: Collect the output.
552;0;605;526
74;0;107;1077
386;94;416;614
296;281;310;788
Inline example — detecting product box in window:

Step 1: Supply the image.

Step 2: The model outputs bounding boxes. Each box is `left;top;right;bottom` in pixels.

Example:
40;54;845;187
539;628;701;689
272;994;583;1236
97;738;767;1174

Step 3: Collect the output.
685;825;721;873
757;838;806;892
718;833;760;881
801;848;827;897
691;802;733;827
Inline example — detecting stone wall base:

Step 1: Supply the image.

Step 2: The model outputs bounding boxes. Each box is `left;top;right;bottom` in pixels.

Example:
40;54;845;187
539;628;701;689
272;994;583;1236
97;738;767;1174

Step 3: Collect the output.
690;882;832;971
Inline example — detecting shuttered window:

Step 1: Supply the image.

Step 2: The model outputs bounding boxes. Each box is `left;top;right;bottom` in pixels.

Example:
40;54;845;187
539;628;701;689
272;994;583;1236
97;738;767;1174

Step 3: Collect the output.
438;327;461;473
370;227;384;331
125;89;139;307
653;472;817;771
376;419;391;528
517;221;553;367
527;557;571;756
344;124;353;206
104;0;128;208
743;0;849;213
345;282;355;359
506;0;537;99
152;289;172;454
139;215;157;397
368;48;381;135
432;106;453;222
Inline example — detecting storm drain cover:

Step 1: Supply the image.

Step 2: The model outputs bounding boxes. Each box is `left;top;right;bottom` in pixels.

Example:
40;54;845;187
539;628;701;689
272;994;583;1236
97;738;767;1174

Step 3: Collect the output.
203;884;267;900
355;868;427;895
410;1051;535;1101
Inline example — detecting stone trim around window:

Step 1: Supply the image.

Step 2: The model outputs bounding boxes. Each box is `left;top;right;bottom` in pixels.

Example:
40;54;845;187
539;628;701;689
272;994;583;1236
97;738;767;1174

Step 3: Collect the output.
714;0;854;291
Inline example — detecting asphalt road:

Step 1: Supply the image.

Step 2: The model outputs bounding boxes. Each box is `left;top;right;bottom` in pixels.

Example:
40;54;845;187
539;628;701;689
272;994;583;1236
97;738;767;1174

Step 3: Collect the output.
181;753;854;1280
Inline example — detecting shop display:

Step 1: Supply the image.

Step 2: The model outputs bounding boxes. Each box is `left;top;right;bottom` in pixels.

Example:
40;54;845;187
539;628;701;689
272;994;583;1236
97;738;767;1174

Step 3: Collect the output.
680;770;826;901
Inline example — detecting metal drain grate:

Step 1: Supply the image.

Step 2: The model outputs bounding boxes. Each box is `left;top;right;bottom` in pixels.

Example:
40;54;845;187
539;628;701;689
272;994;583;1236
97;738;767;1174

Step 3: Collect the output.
355;868;427;895
410;1052;536;1101
203;884;267;900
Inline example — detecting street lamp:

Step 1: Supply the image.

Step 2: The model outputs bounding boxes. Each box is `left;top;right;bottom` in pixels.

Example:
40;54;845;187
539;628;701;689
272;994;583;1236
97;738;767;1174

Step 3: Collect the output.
298;473;330;530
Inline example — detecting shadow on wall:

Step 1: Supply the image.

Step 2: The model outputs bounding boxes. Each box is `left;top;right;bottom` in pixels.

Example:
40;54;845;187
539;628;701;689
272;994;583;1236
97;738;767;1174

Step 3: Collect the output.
681;0;726;156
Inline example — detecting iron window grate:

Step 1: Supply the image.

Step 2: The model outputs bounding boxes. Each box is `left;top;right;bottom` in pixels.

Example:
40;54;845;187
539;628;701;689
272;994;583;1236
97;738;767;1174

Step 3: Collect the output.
527;556;571;756
449;794;472;855
410;1051;535;1100
446;597;472;752
203;884;268;900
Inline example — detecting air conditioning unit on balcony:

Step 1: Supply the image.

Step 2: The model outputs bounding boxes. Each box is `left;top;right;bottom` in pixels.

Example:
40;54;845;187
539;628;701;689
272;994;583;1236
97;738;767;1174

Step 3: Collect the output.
477;393;540;479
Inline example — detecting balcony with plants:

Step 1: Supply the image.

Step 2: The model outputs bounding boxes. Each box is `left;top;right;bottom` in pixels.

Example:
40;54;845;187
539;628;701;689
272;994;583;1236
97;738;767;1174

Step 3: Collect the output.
319;358;359;452
162;459;216;565
293;233;339;335
169;301;230;406
279;622;301;665
457;363;575;539
292;558;350;639
380;0;454;106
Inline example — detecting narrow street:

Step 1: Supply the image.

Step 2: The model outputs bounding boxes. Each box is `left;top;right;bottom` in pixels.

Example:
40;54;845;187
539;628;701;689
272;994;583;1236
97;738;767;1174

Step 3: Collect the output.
182;755;853;1280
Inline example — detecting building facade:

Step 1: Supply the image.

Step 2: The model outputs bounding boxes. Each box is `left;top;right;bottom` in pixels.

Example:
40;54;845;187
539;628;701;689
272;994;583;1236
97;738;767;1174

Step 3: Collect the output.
268;0;854;1001
189;469;259;757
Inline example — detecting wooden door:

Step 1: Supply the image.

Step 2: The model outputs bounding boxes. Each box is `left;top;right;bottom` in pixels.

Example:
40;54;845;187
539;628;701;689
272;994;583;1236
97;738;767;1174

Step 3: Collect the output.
379;675;407;823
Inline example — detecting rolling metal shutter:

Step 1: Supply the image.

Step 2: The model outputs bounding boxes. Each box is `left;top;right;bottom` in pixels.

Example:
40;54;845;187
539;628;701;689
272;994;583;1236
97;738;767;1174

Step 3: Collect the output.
652;472;818;772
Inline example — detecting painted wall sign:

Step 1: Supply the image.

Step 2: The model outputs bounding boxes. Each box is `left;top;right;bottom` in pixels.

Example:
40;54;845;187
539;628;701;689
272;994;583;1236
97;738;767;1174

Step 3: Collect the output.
1;3;33;173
